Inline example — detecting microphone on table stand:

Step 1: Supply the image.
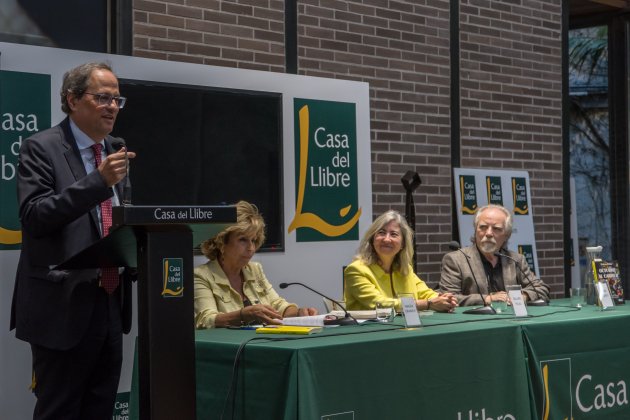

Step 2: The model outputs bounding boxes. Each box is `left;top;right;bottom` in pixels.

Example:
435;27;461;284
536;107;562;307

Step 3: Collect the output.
493;250;548;306
279;282;358;325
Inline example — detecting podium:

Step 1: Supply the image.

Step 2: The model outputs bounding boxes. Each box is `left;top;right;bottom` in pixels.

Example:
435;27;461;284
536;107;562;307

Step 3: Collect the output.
57;205;236;420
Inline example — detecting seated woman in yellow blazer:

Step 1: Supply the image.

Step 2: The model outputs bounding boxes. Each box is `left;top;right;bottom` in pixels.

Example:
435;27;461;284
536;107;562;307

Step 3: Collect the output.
194;201;317;328
344;210;457;313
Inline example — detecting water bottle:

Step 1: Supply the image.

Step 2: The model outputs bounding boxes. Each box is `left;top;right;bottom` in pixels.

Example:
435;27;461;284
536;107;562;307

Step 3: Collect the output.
584;246;603;305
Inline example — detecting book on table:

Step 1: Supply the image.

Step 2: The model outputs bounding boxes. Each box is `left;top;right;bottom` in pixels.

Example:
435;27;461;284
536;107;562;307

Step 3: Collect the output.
593;259;625;305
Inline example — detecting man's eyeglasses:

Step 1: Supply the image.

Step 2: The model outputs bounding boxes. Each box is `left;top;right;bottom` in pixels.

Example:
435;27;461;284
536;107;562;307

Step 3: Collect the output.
84;92;127;109
477;224;505;234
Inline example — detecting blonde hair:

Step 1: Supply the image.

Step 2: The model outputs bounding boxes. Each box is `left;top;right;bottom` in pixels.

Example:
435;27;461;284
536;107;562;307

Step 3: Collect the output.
355;210;414;275
200;201;266;261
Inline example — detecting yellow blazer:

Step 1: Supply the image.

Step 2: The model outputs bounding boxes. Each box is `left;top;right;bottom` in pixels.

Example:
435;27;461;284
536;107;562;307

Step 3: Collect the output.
344;259;438;311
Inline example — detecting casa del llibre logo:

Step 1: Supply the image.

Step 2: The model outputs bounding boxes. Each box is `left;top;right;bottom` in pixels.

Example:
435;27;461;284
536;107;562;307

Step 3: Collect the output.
1;70;51;250
289;99;361;242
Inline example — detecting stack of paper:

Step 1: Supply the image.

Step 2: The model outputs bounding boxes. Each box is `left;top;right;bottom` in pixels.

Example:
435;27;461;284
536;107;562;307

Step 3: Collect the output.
281;315;331;326
329;309;390;319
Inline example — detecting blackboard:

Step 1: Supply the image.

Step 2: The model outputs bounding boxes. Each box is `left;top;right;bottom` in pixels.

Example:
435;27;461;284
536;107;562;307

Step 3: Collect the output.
112;79;284;250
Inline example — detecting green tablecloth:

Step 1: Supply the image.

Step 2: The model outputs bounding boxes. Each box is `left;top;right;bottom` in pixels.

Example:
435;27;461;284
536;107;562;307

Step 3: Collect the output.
521;303;630;419
130;301;630;419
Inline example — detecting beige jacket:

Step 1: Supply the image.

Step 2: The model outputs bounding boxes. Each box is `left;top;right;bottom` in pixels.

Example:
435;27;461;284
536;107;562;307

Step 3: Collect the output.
439;245;550;306
194;259;297;328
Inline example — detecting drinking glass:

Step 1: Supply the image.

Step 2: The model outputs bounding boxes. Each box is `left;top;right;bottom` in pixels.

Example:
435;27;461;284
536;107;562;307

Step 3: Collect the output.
570;287;586;308
375;302;395;322
492;300;508;314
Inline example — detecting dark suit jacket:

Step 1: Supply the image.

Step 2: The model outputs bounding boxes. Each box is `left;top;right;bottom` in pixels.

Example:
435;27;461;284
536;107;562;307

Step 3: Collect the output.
10;117;133;351
438;245;550;306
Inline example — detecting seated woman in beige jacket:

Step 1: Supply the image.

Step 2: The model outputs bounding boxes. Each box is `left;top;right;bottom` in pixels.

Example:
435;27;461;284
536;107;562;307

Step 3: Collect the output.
194;201;317;328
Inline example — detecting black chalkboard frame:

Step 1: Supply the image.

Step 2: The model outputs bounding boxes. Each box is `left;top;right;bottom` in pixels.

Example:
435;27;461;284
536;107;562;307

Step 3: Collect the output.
112;78;284;252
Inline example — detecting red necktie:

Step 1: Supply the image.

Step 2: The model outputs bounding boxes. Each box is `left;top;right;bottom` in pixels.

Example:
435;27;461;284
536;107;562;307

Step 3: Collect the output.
92;143;119;294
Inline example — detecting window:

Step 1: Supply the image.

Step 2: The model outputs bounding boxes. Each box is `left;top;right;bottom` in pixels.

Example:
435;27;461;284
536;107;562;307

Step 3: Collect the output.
0;0;130;54
569;26;611;267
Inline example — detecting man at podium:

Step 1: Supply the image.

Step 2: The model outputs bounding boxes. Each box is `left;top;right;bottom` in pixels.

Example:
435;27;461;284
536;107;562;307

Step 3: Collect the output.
10;62;136;420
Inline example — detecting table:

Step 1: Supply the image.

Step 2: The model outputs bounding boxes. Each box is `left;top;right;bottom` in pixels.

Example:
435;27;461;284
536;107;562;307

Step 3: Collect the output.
130;301;630;420
521;303;630;419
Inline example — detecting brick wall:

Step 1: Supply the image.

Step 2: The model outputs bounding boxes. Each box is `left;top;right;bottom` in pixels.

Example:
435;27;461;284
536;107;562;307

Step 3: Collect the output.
134;0;286;72
459;0;564;294
131;0;565;293
297;0;452;287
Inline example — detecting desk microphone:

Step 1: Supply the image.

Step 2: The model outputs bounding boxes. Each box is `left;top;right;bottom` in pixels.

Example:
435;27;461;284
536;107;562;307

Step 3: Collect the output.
279;282;358;325
448;241;496;315
111;137;131;205
494;250;548;306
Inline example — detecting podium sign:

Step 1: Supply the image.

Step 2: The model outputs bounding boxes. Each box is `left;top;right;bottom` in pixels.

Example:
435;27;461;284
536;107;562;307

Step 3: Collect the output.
112;205;236;253
57;205;236;420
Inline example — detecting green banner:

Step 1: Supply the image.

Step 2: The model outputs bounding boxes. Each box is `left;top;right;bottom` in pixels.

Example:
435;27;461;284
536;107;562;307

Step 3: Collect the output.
534;350;630;419
289;99;360;242
486;176;503;205
460;175;478;214
113;391;130;419
524;308;630;419
539;358;573;419
519;244;536;276
512;177;529;215
0;70;51;250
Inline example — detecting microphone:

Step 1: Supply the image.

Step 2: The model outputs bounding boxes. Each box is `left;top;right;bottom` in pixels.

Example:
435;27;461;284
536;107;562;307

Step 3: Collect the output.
279;282;358;326
494;250;548;306
111;137;131;205
448;241;496;315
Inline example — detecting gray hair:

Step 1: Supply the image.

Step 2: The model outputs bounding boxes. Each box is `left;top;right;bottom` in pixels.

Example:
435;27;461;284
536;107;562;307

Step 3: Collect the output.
60;62;114;114
471;204;513;244
355;210;414;275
